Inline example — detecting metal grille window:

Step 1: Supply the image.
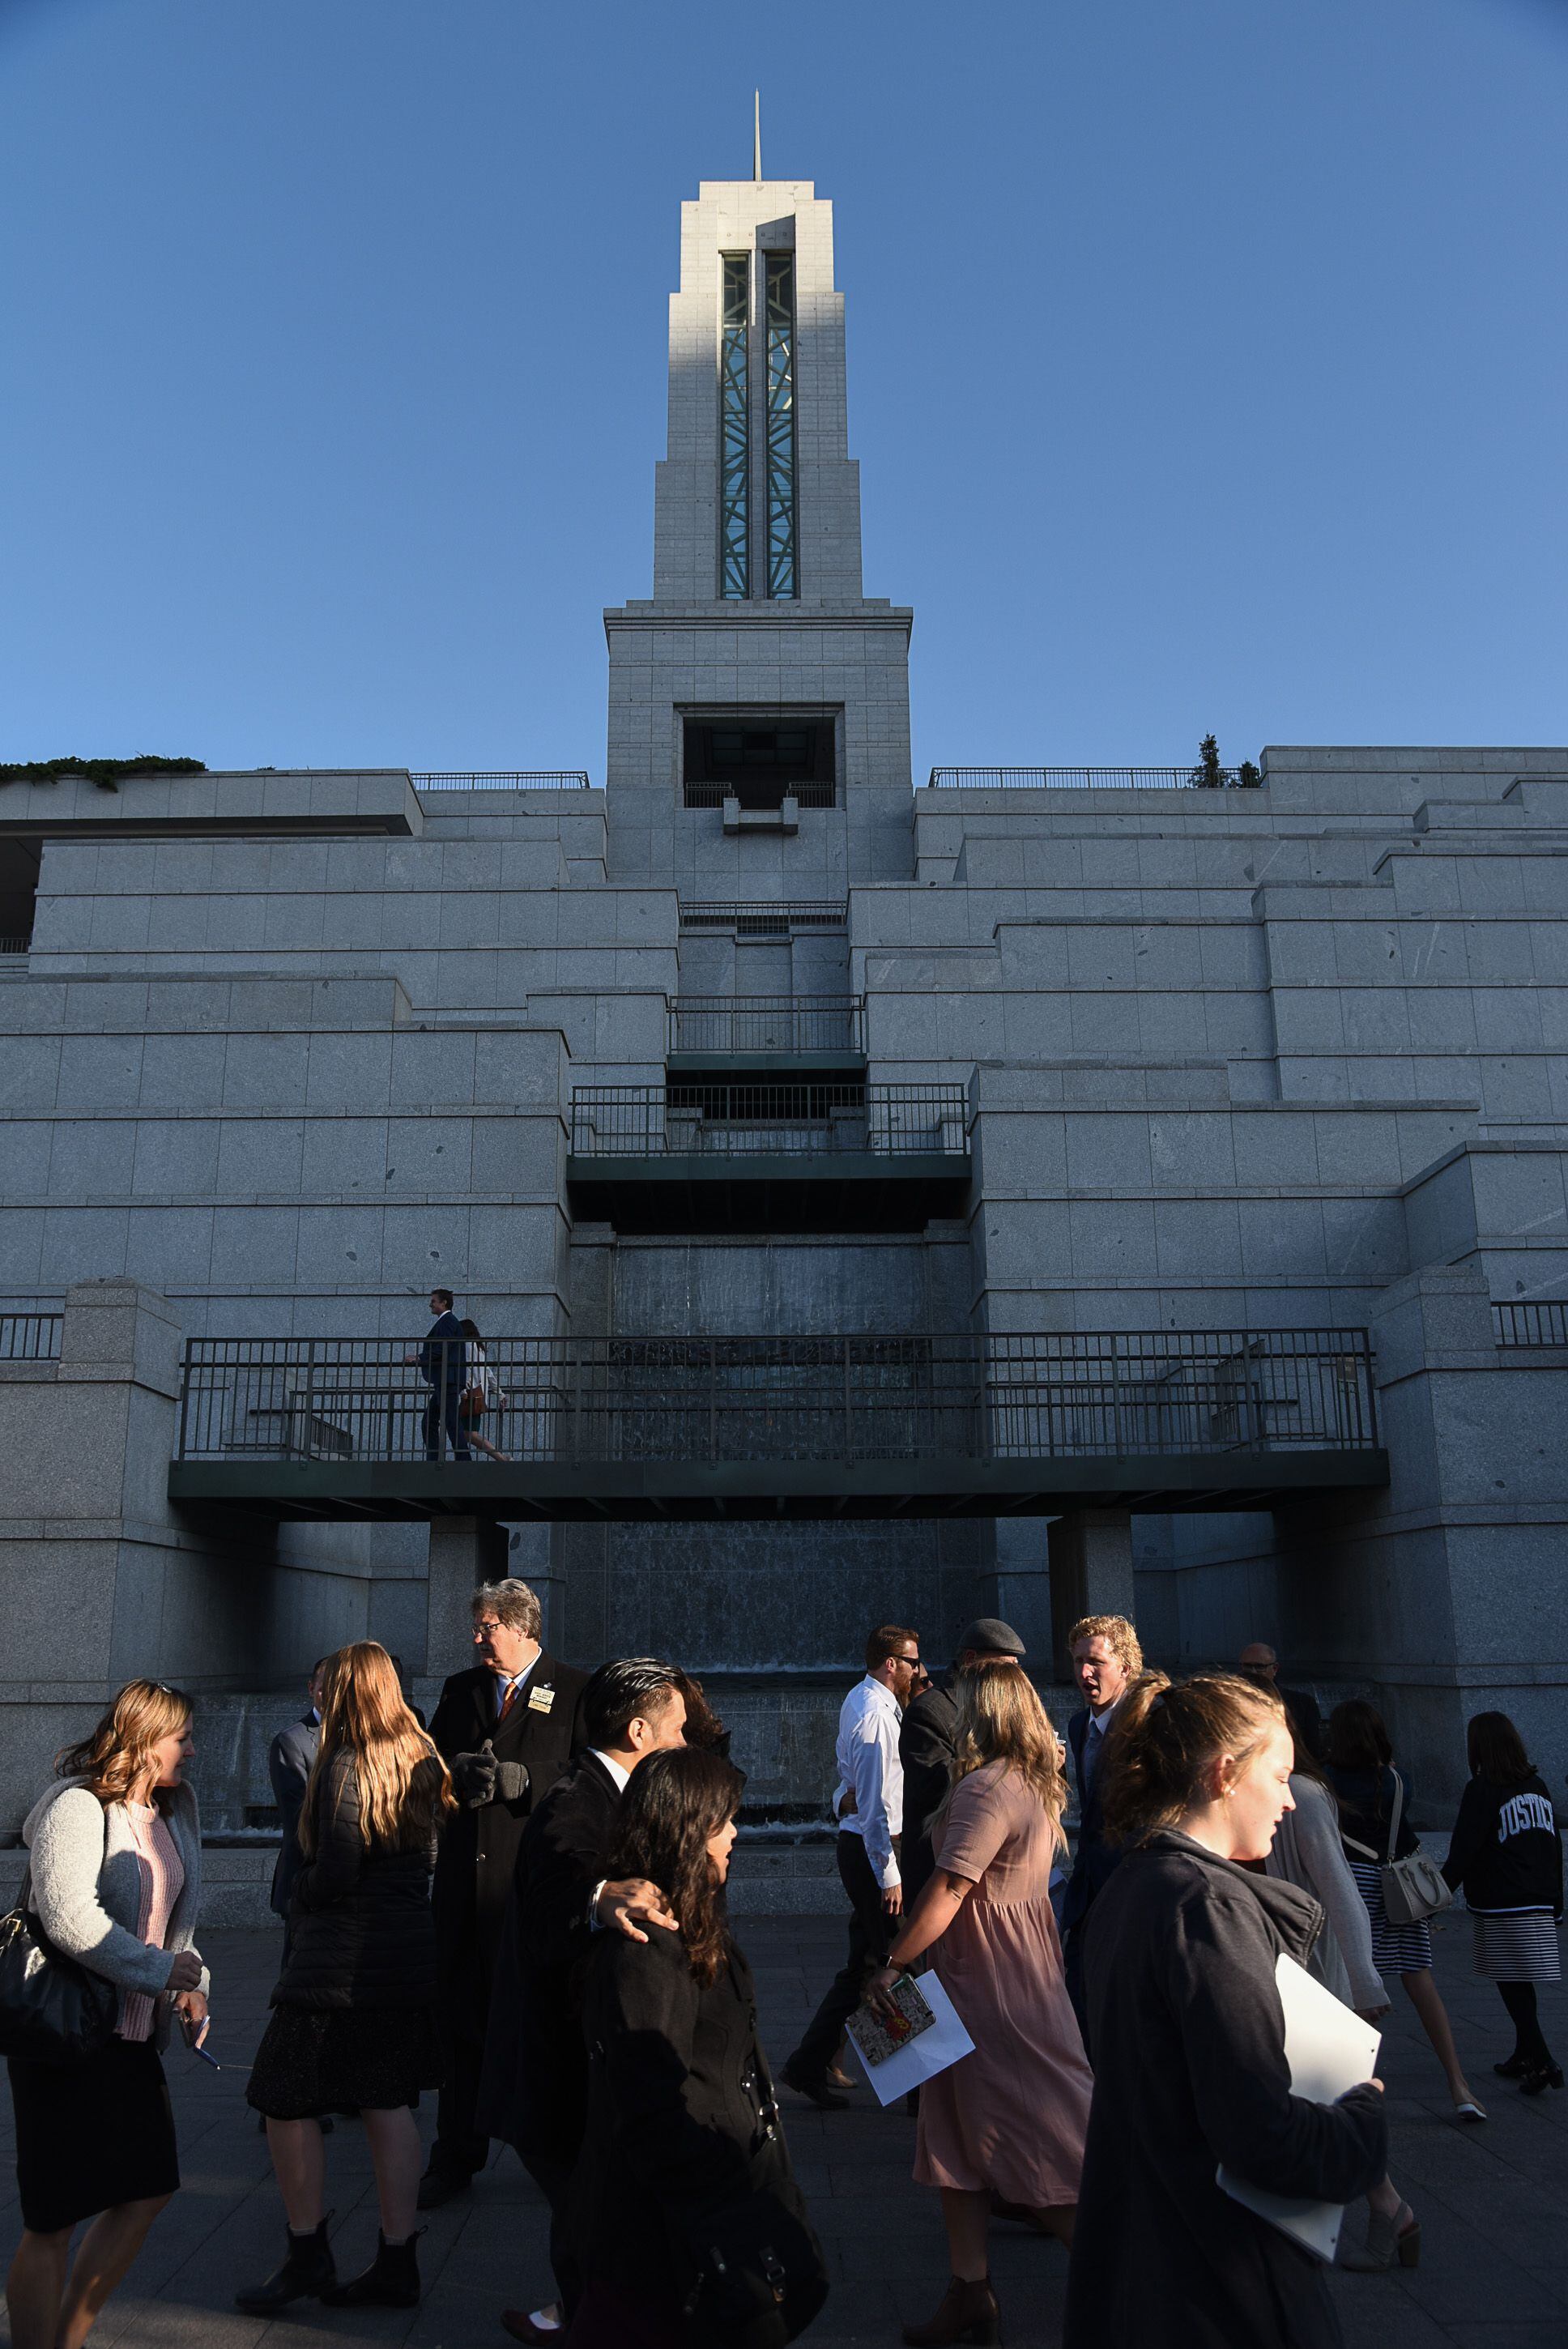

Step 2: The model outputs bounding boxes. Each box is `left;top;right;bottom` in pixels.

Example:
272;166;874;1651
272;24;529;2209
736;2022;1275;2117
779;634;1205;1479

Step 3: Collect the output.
718;254;750;599
765;250;797;598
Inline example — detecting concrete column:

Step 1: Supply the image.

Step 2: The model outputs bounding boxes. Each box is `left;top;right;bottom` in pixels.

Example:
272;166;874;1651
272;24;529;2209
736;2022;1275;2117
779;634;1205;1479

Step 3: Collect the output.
991;1517;1054;1669
424;1516;510;1686
1048;1509;1136;1681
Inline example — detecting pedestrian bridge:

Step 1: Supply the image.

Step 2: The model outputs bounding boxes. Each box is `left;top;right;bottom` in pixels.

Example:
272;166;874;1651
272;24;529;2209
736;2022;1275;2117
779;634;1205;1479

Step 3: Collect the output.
167;1329;1388;1522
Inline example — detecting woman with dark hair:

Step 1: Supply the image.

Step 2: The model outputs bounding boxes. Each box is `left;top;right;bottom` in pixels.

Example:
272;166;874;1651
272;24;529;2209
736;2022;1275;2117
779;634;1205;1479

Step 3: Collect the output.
1063;1673;1386;2349
237;1643;455;2315
567;1746;827;2349
1324;1699;1482;2120
6;1682;207;2349
458;1319;510;1462
1443;1711;1563;2093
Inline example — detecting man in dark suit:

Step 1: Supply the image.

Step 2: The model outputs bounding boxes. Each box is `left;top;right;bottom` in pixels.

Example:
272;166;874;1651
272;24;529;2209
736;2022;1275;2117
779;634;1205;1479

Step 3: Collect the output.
421;1575;590;2209
1239;1641;1323;1758
403;1285;470;1461
484;1657;688;2345
267;1657;327;1932
1062;1611;1143;2032
899;1617;1029;1910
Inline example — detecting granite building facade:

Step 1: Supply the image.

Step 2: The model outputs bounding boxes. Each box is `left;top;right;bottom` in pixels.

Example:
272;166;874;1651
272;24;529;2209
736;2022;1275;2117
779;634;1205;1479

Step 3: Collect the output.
2;168;1565;1898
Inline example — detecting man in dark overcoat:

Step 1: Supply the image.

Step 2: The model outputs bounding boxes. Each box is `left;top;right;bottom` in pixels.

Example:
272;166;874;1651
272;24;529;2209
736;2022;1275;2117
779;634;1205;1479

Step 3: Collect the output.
898;1617;1029;1910
421;1575;589;2208
482;1658;688;2345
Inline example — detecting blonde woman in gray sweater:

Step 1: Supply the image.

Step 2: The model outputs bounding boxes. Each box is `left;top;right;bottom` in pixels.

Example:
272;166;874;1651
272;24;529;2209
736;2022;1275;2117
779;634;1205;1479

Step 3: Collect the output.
5;1682;207;2349
1264;1720;1418;2272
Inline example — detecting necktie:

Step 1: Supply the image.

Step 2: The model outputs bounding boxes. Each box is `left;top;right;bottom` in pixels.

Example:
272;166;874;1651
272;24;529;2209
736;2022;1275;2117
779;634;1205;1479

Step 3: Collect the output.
497;1680;518;1725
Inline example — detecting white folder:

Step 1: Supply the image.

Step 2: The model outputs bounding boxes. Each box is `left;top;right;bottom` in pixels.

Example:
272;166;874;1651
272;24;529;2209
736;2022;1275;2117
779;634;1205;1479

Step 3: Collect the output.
1216;1951;1382;2263
845;1973;976;2108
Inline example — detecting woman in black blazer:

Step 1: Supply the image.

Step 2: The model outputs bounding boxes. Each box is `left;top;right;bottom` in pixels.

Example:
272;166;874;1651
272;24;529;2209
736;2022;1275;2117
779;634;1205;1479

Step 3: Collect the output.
567;1748;827;2349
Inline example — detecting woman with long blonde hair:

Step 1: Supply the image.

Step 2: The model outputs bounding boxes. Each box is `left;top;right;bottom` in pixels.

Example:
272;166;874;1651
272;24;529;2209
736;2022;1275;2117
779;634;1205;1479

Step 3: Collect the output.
6;1681;207;2349
238;1643;454;2317
867;1660;1093;2348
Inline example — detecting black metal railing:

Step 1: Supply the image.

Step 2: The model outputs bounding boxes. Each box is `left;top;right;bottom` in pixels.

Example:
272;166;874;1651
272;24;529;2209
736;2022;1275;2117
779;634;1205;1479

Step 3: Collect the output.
678;901;847;936
1493;1300;1568;1347
409;771;592;791
0;936;32;956
926;765;1247;790
173;1328;1378;1468
0;1313;62;1362
683;779;836;809
667;997;864;1055
569;1083;967;1159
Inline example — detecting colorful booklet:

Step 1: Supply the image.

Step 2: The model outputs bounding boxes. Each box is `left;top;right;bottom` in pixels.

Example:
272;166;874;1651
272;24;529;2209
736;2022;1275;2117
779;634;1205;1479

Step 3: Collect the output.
845;1972;975;2108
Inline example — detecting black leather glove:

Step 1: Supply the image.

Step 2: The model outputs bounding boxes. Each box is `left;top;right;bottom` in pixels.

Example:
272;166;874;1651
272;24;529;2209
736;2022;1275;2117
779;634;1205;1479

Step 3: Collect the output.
451;1742;499;1806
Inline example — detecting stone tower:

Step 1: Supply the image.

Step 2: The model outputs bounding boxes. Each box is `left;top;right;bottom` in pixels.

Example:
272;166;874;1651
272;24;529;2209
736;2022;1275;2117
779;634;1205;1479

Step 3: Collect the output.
603;176;916;899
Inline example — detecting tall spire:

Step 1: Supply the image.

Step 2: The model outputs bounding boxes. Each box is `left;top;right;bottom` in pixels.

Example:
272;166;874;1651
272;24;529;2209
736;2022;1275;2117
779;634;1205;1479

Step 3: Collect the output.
752;89;762;181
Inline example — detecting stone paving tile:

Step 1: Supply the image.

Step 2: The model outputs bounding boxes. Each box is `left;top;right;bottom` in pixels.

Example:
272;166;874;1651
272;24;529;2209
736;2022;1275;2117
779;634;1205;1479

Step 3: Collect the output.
0;1912;1561;2347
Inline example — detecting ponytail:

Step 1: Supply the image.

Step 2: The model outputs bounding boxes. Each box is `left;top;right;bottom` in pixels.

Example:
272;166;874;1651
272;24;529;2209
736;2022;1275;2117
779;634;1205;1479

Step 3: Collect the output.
1101;1671;1285;1847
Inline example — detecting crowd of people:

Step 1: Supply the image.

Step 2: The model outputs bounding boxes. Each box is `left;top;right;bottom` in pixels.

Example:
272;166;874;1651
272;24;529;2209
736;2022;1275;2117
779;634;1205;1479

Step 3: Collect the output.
2;1592;1561;2349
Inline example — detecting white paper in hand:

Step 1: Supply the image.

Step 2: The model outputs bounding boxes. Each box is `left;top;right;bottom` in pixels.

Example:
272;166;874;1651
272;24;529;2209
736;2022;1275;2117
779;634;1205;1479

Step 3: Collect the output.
1216;1952;1381;2264
845;1972;975;2108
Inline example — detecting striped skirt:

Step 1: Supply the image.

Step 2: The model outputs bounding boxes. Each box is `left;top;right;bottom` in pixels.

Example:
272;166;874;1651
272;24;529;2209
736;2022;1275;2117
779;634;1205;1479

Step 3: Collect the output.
1472;1911;1562;1983
1348;1857;1434;1976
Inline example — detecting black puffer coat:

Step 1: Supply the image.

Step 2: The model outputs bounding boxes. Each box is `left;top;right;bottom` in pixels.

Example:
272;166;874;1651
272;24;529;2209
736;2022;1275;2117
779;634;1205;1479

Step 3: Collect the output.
274;1750;441;2010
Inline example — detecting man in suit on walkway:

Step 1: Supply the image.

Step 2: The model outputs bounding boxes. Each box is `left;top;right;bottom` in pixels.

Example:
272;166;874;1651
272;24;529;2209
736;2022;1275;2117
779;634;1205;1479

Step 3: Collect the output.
484;1656;688;2344
421;1575;590;2208
403;1285;470;1461
1062;1611;1143;2032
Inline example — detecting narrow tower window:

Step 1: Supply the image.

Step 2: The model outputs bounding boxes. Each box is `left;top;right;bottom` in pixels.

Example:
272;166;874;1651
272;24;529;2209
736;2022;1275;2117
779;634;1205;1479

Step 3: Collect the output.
718;254;750;599
765;249;797;598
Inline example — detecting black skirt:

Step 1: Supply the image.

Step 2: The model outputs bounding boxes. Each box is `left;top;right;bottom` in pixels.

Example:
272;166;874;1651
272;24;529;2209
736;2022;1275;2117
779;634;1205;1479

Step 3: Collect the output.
9;2036;180;2232
246;2002;443;2119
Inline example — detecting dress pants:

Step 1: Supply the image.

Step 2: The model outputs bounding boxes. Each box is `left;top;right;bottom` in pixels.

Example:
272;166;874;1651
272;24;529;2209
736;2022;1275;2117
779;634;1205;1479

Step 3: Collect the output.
434;2022;489;2176
788;1831;898;2081
520;2151;583;2317
423;1384;471;1461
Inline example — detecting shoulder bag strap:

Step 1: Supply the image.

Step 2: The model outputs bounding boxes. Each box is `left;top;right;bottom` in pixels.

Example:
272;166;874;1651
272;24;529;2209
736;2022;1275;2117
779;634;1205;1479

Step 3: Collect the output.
1386;1770;1404;1865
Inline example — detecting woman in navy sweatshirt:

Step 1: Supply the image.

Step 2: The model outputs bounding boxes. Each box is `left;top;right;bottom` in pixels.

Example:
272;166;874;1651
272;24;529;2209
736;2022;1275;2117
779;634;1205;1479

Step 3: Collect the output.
1444;1712;1563;2095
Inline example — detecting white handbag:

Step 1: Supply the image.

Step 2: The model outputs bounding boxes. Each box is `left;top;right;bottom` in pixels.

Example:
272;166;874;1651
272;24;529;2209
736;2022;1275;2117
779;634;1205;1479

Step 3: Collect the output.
1344;1769;1453;1926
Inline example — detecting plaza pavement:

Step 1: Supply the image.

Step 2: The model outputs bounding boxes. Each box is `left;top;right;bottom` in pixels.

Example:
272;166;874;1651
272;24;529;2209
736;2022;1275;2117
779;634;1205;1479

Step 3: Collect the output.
0;1910;1563;2349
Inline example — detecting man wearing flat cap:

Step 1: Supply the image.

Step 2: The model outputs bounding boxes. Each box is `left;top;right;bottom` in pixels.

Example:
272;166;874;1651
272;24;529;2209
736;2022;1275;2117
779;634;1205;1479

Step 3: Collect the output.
899;1618;1029;1911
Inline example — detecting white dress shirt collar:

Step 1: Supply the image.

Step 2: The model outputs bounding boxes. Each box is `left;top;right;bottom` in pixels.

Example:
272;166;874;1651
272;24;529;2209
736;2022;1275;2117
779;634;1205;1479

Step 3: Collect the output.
590;1749;633;1794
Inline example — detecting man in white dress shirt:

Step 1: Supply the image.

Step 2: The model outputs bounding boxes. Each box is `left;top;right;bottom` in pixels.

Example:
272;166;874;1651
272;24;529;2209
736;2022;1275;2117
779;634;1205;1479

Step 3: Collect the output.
782;1622;921;2108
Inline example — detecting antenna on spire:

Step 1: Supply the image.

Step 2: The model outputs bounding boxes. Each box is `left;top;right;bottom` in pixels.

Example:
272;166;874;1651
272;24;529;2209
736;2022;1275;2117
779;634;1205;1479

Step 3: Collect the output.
752;89;762;181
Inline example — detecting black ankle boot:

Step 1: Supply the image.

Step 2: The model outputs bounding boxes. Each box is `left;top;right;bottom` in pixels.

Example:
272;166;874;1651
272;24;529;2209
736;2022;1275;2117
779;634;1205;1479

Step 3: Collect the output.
234;2218;335;2310
320;2228;423;2308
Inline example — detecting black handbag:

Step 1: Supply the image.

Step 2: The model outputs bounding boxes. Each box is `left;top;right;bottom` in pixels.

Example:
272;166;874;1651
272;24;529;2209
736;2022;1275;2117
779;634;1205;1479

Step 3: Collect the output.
681;2168;830;2349
0;1874;120;2066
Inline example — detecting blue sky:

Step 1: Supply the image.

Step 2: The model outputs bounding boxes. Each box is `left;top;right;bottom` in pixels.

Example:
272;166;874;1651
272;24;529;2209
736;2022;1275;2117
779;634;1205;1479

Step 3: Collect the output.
2;0;1564;781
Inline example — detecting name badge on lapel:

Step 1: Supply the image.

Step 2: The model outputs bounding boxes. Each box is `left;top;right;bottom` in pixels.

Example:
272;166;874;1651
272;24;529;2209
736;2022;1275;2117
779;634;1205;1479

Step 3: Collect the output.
527;1686;556;1715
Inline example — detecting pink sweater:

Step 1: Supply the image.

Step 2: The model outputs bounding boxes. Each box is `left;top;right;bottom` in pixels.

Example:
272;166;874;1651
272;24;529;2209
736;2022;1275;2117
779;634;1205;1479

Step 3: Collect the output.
117;1803;185;2043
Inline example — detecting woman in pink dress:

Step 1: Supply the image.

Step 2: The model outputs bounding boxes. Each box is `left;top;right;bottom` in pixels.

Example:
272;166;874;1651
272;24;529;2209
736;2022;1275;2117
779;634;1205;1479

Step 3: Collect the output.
868;1660;1091;2348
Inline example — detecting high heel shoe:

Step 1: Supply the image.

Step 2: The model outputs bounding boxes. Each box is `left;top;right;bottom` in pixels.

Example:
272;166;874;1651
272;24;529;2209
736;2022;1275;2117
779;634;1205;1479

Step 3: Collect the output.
1493;2052;1528;2078
902;2273;1001;2345
1341;2202;1421;2272
1520;2060;1564;2096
